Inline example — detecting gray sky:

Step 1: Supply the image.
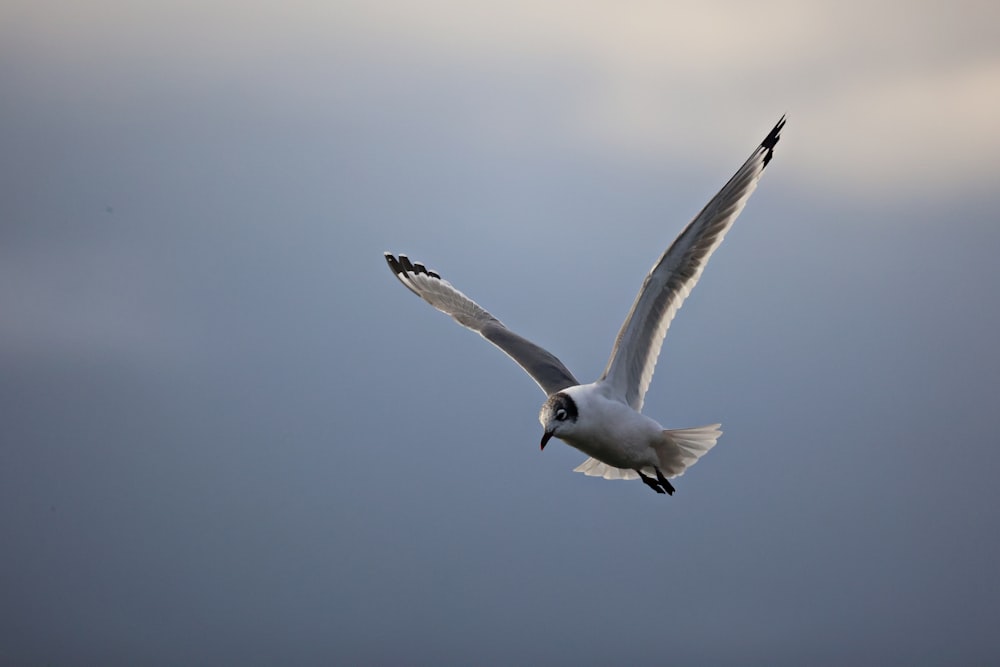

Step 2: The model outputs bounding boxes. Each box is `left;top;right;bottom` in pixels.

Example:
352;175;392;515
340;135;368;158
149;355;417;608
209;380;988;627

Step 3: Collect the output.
2;1;999;664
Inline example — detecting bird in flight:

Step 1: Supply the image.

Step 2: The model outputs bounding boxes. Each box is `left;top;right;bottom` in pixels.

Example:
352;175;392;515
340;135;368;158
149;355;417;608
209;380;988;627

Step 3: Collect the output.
385;116;784;495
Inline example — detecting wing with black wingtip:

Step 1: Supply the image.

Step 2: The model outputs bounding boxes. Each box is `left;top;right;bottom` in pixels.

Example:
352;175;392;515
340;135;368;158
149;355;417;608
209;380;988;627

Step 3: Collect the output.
600;116;785;411
385;253;580;396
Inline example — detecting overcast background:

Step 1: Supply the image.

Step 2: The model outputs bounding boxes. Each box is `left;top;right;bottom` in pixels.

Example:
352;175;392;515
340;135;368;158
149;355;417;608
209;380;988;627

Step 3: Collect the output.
3;1;999;664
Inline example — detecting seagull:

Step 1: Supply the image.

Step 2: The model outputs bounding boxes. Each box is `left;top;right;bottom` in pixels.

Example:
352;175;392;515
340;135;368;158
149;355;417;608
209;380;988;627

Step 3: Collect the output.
385;116;784;495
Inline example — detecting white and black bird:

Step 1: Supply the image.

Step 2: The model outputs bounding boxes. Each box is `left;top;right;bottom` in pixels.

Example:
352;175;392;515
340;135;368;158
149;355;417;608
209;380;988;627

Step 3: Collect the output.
385;116;784;495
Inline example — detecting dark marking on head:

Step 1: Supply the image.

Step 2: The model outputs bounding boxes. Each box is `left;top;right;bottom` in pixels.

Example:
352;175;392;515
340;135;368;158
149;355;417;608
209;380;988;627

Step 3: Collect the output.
760;115;786;168
545;392;578;423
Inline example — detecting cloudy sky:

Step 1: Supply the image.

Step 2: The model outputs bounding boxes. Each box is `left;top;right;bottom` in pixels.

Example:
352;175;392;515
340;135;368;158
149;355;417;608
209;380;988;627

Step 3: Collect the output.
2;0;999;664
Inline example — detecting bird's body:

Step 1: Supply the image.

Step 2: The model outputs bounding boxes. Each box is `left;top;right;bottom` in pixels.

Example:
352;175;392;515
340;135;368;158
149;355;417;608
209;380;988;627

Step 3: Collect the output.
538;384;723;494
385;116;784;495
546;383;664;470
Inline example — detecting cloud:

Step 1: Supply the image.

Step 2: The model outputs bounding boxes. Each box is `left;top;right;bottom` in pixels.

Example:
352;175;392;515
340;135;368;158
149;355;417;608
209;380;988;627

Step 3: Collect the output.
329;0;1000;196
792;57;1000;195
5;0;997;202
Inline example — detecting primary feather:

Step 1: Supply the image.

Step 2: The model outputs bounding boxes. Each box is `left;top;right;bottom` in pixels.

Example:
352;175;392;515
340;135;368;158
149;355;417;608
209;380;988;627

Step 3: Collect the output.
599;116;785;411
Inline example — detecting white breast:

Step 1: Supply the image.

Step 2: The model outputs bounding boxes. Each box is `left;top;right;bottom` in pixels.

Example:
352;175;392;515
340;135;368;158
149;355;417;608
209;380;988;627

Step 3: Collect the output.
558;383;664;469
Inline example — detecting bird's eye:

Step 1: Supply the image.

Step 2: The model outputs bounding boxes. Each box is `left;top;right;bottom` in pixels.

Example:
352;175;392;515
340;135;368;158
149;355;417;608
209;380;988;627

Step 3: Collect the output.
555;408;567;421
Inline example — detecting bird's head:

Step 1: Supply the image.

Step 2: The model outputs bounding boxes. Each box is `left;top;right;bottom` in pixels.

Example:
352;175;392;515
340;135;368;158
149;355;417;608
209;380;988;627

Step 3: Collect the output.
538;391;579;450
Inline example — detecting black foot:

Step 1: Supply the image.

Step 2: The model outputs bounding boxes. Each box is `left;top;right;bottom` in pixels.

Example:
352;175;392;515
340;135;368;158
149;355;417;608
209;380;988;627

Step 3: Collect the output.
655;467;676;496
637;470;667;495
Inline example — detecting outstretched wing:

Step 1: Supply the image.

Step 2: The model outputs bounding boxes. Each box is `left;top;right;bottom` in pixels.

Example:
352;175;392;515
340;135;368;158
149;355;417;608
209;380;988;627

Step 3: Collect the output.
600;116;785;411
384;253;579;396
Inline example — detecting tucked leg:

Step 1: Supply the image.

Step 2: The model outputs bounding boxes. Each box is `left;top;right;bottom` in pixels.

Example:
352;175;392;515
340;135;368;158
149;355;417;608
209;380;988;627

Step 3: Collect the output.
655;468;676;496
637;469;666;494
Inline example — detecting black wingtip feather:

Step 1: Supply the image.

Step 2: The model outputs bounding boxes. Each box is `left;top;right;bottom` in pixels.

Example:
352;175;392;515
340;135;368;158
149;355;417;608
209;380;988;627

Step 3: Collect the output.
385;252;403;276
761;115;786;168
386;251;443;281
385;252;423;297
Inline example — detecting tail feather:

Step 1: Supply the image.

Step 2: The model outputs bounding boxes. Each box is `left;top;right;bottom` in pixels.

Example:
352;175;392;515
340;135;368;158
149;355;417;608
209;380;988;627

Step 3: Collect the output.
656;423;722;477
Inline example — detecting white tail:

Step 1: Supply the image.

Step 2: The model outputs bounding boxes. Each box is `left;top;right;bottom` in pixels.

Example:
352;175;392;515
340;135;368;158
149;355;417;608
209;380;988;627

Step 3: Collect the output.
655;424;722;477
573;423;722;481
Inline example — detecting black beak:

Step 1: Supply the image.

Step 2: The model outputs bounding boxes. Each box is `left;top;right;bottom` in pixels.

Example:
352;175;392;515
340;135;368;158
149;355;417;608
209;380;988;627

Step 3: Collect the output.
540;430;554;451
